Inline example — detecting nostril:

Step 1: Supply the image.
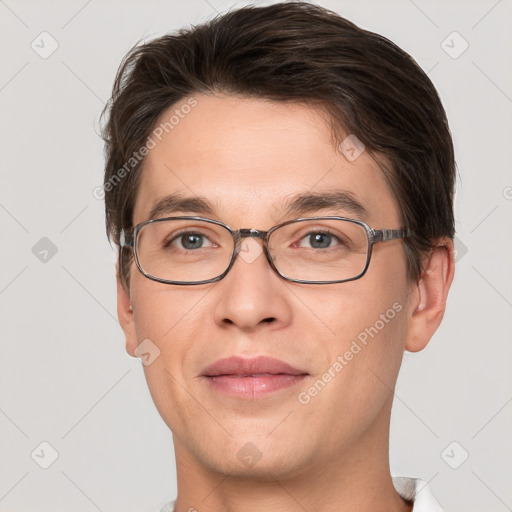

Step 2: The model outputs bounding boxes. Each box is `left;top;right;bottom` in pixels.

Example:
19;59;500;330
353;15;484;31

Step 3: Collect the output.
262;317;275;323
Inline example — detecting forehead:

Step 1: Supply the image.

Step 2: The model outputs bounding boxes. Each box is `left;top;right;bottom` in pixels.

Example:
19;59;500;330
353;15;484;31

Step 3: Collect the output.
132;94;400;228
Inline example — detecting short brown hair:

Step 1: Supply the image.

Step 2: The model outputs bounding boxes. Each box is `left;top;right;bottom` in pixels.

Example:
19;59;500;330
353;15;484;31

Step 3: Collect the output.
101;1;456;289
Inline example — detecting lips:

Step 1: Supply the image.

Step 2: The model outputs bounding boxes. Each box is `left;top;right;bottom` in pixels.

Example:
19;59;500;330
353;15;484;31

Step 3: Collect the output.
200;356;308;399
201;355;306;377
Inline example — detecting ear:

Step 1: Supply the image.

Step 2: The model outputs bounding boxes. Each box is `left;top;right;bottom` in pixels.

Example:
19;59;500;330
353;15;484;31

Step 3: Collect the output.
405;238;455;352
116;271;138;357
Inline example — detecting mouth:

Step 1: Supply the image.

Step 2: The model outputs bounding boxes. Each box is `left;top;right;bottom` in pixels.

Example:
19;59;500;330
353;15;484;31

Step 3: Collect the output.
200;356;309;399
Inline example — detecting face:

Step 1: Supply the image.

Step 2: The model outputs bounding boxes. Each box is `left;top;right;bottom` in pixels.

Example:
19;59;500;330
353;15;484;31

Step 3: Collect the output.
121;94;417;479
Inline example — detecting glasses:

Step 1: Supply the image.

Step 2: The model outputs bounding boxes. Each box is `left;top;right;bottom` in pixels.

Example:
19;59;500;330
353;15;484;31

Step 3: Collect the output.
119;216;411;285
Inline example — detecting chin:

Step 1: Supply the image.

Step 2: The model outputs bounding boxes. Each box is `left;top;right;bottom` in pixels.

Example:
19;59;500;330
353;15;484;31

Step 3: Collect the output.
207;456;304;481
192;435;313;481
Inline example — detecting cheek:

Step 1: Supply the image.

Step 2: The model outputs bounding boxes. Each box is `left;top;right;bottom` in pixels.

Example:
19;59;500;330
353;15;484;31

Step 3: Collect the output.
304;257;410;399
307;265;408;345
293;287;408;453
130;279;206;389
130;282;210;432
130;273;204;342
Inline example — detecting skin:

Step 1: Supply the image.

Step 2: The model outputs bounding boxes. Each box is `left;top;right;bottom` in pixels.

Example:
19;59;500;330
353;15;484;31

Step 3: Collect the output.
117;94;455;512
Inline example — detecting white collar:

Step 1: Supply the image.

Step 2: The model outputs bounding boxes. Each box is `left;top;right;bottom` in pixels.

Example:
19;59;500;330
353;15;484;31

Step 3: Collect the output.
163;476;443;512
392;476;444;511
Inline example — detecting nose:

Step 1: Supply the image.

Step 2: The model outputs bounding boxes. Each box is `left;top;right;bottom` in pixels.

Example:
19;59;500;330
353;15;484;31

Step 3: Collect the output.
212;236;293;331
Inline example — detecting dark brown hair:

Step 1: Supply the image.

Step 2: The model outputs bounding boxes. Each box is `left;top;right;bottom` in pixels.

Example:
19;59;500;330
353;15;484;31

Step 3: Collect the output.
101;1;456;289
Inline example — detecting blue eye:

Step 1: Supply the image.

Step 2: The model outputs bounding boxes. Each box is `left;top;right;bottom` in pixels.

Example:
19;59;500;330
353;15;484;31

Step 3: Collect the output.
308;232;333;249
179;233;205;250
165;231;215;250
298;231;341;249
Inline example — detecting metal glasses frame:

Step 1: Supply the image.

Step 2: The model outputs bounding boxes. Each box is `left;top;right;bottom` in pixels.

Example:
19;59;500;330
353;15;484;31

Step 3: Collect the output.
119;216;411;285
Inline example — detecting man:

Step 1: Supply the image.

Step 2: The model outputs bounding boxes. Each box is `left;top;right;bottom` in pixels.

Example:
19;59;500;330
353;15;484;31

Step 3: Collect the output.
101;2;455;511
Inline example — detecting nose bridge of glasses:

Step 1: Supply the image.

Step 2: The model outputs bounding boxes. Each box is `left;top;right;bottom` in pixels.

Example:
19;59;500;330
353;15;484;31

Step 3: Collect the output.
236;228;266;241
232;228;272;264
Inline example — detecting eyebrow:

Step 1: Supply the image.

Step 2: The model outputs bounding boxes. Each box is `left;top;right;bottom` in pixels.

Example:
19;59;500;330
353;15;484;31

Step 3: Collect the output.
280;190;368;220
147;190;368;222
148;193;216;220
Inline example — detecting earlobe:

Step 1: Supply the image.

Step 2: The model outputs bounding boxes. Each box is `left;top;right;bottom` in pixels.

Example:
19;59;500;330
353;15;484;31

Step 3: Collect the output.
405;239;455;352
116;274;138;357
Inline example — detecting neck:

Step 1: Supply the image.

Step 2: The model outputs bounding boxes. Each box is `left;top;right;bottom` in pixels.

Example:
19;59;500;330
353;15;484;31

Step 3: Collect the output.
171;413;412;512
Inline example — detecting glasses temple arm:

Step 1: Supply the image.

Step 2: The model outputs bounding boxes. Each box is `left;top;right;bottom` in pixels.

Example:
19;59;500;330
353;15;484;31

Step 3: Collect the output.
118;229;135;249
372;228;411;243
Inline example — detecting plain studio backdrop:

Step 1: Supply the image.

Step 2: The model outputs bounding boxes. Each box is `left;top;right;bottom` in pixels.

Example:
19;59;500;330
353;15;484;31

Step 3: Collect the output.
0;1;511;511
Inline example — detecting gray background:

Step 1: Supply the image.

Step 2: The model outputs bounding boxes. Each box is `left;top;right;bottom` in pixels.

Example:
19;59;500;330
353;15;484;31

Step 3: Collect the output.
1;0;511;510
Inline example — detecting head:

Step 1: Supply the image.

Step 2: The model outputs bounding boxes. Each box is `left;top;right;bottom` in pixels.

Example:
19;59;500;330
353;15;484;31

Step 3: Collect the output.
101;2;455;479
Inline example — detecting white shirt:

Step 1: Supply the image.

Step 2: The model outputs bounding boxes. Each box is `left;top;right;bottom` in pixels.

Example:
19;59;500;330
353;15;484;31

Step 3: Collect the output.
392;476;444;511
163;476;443;512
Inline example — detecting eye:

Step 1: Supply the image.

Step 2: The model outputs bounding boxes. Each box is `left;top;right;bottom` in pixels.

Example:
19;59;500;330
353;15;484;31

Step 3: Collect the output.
297;230;342;250
167;231;216;250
